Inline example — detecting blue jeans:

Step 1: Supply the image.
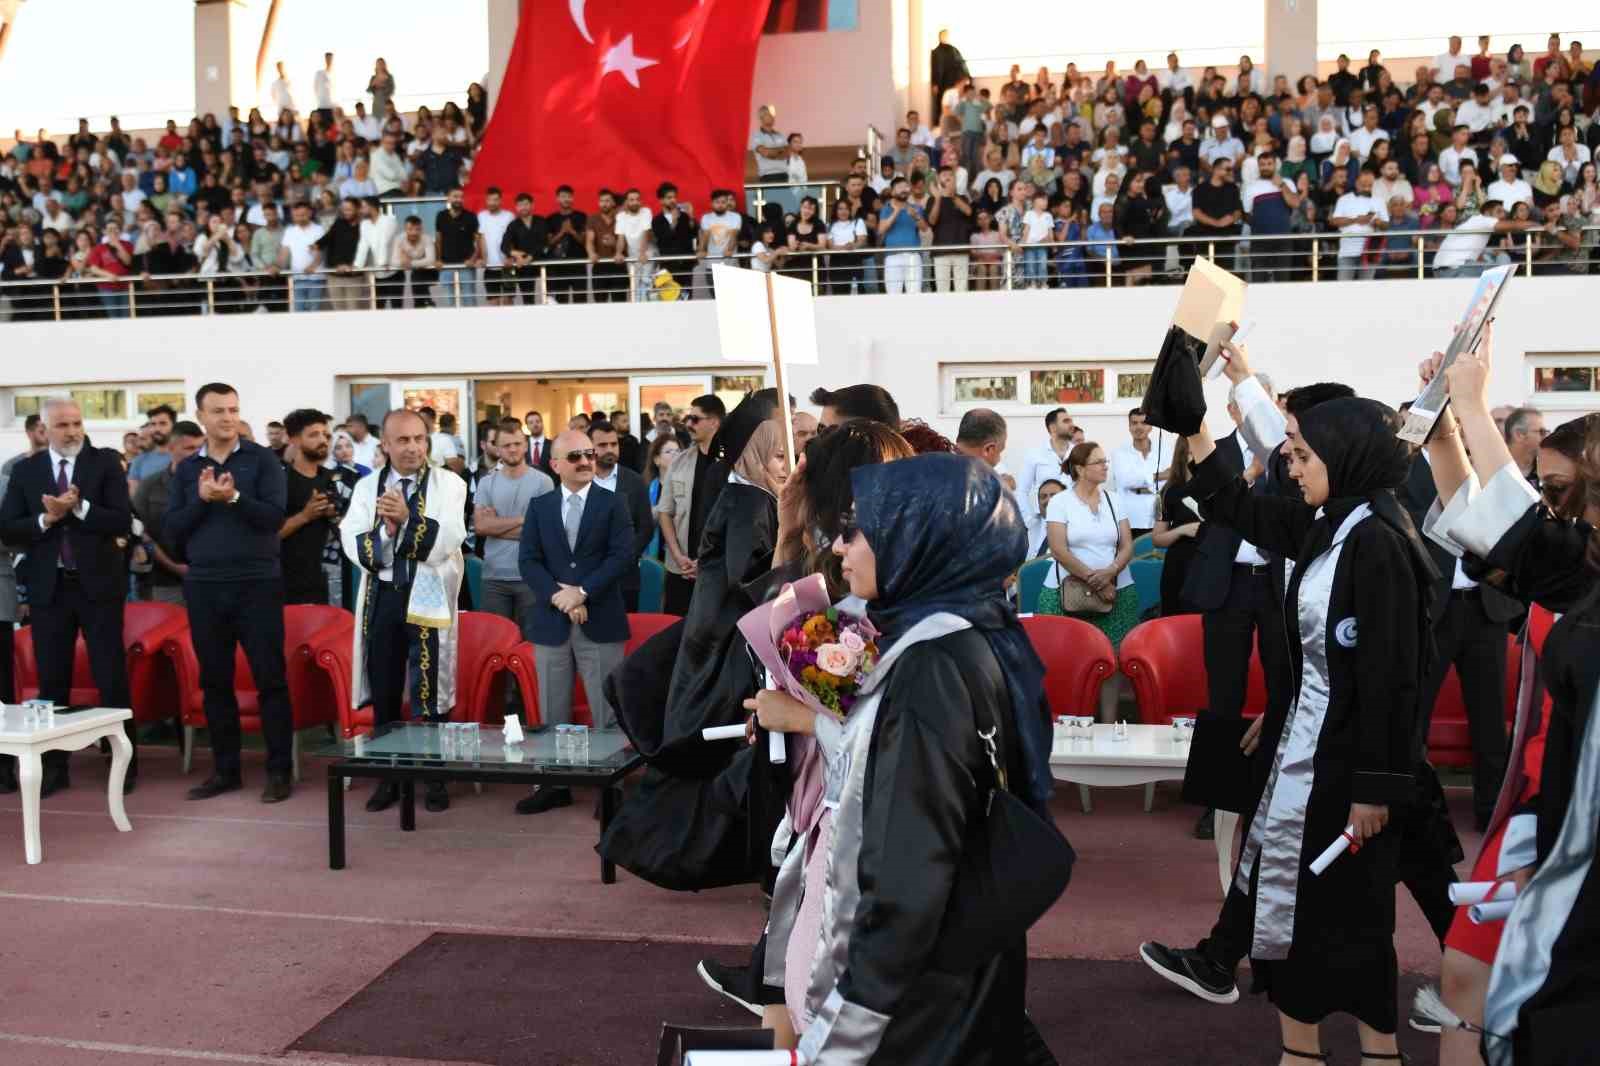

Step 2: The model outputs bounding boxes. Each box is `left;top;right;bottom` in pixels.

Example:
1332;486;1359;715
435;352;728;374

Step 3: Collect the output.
98;290;129;317
291;275;326;312
438;267;480;307
1023;246;1048;286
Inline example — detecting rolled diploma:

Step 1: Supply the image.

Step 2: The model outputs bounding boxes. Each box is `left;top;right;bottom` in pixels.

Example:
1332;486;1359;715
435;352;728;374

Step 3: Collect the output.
702;724;747;742
1469;899;1516;924
764;674;786;764
683;1052;804;1065
1309;824;1357;876
1449;881;1518;906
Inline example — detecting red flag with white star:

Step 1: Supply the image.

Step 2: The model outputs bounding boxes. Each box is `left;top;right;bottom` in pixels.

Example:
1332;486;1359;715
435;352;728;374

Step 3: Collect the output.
465;0;773;216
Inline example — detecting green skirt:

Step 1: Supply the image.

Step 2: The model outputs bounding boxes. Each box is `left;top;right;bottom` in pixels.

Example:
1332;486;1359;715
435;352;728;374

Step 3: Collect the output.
1036;583;1141;652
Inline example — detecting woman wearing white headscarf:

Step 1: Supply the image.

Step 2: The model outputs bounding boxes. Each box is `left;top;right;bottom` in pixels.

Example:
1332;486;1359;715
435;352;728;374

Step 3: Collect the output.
1319;138;1358;189
1309;116;1339;169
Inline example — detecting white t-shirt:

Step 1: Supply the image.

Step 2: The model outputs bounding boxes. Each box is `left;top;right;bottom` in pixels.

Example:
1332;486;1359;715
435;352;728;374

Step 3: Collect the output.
1348;126;1389;162
1163;184;1194;231
1022;208;1054;243
1434;51;1467;78
314;68;336;110
349;434;380;469
1486;177;1533;209
1439;145;1478;186
280;222;325;272
1332;192;1387;258
751;240;776;272
1432;213;1501;270
700;210;742;258
429;431;460;468
828;218;866;247
1042;488;1133;590
1109;442;1163;530
615;206;654;257
1455;99;1496;133
476;208;513;268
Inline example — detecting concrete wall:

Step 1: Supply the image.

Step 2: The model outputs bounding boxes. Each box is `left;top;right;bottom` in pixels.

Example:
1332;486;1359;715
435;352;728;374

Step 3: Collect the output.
2;276;1593;466
750;0;907;149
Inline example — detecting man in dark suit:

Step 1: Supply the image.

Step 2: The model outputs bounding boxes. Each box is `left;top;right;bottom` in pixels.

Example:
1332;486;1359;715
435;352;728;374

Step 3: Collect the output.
0;398;135;794
1398;449;1519;831
609;411;642;472
523;410;555;479
1180;382;1291;841
515;429;633;814
588;421;652;612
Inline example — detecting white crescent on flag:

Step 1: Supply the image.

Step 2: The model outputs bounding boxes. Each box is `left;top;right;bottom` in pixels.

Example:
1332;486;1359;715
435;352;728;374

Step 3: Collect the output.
569;0;593;43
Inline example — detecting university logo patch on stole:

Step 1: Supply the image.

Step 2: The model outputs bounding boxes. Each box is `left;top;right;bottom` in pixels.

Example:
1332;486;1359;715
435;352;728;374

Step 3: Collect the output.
1334;617;1358;648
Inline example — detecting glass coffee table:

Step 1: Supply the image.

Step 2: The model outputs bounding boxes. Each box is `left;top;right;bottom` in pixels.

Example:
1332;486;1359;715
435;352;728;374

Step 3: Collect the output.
318;722;643;883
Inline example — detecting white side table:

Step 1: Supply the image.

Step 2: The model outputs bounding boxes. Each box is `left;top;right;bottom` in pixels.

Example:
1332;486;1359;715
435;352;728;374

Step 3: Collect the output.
1050;723;1239;896
0;706;134;864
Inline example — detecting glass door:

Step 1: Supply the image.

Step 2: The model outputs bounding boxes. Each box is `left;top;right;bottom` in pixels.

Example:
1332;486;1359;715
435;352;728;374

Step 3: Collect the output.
628;373;712;441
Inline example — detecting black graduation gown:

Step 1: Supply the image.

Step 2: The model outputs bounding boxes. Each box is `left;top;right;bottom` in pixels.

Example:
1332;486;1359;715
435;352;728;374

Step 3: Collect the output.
597;484;783;890
1189;454;1420;1032
1156;481;1201;616
810;629;1031;1065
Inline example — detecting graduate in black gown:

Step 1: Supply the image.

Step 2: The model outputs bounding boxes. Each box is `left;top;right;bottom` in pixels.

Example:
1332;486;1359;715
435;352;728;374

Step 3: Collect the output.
764;453;1056;1065
1182;397;1436;1065
1411;347;1600;1066
599;390;788;889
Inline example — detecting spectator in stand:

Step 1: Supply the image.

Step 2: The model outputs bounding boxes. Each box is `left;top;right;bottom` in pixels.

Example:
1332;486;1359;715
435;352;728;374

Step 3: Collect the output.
85;223;134;316
316;197;363;311
1243;149;1299;280
277;200;325;312
352;196;398;306
928;165;972;292
585;188;626;303
269;61;295;116
1431;199;1541;276
1331;169;1388;280
312;53;337;125
1487;155;1534;210
368;130;408;197
545;184;588;305
649;182;697;299
1547;125;1591;186
435;185;481;308
385;214;432;308
1348;105;1389;163
614;188;653;301
957;84;989;174
749;106;789;187
1189;155;1243;272
475;186;514;306
878;176;929;294
1438;125;1477;187
416;128;464;194
500;192;546;306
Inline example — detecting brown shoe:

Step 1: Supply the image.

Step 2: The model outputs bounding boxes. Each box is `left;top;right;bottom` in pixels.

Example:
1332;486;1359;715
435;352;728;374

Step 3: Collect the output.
260;774;292;804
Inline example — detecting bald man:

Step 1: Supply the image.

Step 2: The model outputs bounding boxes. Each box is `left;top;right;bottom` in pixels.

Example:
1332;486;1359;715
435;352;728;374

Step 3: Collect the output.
514;429;635;814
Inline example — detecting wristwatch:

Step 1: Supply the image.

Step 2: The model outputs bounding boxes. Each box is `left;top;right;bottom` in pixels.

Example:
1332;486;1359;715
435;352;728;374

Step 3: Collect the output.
577;586;589;600
227;490;241;505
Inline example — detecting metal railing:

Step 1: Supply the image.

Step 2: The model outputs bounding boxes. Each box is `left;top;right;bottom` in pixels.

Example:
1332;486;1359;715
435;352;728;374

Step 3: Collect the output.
378;180;844;236
2;225;1595;321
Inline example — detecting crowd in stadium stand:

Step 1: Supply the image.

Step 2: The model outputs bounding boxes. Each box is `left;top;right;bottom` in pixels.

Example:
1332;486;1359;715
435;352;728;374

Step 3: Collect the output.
2;36;1599;317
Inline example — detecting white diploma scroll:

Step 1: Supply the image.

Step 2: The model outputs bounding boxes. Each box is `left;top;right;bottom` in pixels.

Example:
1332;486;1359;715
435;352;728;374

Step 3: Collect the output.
683;1053;805;1065
1309;824;1358;876
1449;881;1518;906
702;724;747;742
1469;899;1516;924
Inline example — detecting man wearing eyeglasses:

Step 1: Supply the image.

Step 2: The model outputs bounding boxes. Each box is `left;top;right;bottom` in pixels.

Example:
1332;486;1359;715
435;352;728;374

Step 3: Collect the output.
515;430;634;814
656;394;726;615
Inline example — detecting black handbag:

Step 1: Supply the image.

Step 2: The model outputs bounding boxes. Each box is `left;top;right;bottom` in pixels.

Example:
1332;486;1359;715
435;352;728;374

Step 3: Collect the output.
933;675;1075;972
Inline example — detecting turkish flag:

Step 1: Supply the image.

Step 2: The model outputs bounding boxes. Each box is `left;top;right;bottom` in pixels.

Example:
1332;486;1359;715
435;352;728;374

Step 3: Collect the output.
466;0;773;216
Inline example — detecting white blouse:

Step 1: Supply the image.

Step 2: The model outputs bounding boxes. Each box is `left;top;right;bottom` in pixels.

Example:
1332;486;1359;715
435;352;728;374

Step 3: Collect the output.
1043;486;1133;590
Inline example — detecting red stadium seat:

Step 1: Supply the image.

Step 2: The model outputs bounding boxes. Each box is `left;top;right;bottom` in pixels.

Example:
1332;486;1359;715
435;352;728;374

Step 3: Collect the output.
1019;615;1116;720
12;602;189;725
165;604;351;779
326;609;533;736
1425;634;1520;768
1119;614;1267;725
524;612;680;728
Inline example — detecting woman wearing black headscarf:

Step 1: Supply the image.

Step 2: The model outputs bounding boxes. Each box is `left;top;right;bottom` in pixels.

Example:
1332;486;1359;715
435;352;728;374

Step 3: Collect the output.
1182;398;1436;1066
766;453;1057;1066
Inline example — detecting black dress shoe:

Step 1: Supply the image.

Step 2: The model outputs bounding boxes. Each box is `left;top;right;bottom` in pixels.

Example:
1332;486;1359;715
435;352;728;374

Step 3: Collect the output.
424;781;450;812
1138;940;1240;1004
40;767;71;798
1193;808;1215;841
515;785;572;815
260;774;292;804
187;774;243;800
365;781;400;812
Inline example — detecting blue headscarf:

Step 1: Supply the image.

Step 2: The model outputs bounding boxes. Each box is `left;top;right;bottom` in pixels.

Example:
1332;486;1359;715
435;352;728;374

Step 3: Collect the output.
850;454;1054;812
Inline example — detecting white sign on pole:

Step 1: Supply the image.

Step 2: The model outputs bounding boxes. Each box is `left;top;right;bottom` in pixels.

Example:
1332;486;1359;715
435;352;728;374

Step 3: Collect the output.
712;264;819;365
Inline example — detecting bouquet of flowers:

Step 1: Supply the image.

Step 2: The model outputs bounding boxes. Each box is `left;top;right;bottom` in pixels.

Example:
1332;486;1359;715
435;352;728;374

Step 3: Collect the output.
737;573;879;721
